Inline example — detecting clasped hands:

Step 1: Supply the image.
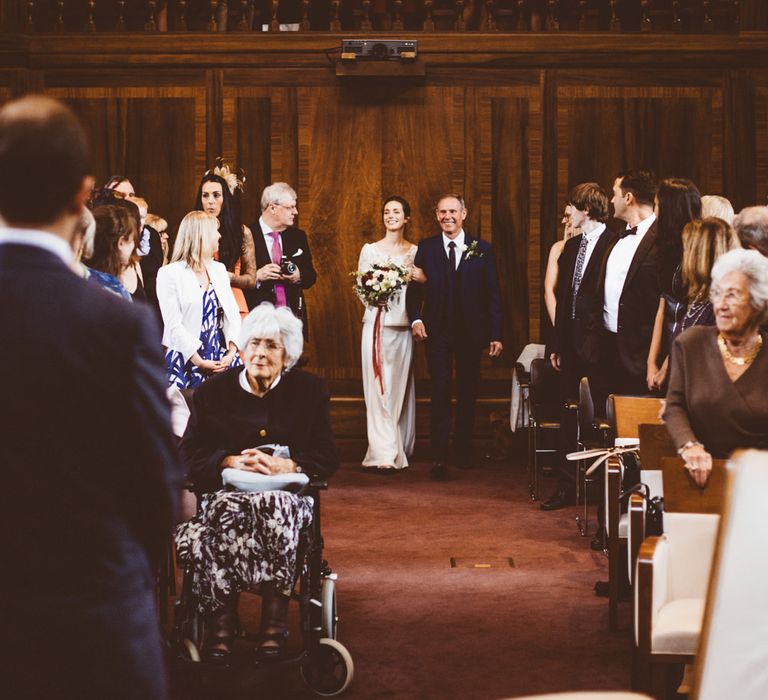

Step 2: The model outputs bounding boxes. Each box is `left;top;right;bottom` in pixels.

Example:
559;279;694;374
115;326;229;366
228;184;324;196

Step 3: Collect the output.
257;263;301;285
194;347;238;374
223;448;297;476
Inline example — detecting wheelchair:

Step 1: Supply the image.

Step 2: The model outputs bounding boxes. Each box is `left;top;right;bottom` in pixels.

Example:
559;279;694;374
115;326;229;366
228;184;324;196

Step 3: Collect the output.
166;477;354;697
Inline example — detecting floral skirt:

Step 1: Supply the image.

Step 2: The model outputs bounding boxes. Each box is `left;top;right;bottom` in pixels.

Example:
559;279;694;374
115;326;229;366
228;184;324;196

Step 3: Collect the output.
175;489;314;614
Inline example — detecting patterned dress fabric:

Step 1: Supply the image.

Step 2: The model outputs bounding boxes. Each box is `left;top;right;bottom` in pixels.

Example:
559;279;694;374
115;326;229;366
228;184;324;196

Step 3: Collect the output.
165;286;241;389
175;489;314;614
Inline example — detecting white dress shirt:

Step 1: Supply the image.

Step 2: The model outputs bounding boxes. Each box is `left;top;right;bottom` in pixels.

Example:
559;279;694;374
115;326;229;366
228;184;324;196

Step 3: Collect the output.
572;223;606;286
239;366;281;394
0;227;73;265
603;213;656;332
442;230;466;270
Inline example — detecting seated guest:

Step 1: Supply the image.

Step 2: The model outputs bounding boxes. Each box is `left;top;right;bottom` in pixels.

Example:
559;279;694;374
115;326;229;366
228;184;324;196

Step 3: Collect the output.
175;303;339;662
701;194;734;223
664;248;768;486
157;211;241;388
733;205;768;257
667;217;741;349
85;204;139;301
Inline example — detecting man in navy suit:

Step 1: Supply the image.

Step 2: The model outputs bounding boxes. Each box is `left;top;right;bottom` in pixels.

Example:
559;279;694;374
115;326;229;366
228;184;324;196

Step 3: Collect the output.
407;194;503;480
0;96;181;699
541;182;612;511
245;182;317;339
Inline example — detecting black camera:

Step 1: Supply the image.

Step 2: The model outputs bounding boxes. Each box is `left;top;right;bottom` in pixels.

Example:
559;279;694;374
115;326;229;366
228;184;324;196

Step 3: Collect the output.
280;256;297;276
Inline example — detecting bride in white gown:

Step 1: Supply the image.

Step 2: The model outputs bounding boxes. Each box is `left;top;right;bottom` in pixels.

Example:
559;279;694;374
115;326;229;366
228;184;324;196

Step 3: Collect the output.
357;196;422;471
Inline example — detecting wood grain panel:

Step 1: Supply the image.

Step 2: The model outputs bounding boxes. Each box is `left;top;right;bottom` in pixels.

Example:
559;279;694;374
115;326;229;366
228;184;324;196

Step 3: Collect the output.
47;88;206;237
756;88;768;203
557;86;724;216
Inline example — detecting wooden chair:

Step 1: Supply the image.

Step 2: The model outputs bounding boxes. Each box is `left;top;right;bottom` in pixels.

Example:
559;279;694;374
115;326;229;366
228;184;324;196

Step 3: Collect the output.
528;358;573;501
605;396;664;630
634;458;729;694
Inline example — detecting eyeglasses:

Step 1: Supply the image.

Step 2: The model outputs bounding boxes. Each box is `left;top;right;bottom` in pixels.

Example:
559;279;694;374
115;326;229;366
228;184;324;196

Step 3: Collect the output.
272;202;297;211
710;287;749;305
246;338;284;353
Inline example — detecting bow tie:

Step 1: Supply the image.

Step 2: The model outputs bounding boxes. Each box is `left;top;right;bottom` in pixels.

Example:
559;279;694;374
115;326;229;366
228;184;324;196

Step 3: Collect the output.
618;226;638;239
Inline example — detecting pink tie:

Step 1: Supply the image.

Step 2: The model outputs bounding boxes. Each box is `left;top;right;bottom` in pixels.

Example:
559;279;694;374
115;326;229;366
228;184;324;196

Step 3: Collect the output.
268;231;288;308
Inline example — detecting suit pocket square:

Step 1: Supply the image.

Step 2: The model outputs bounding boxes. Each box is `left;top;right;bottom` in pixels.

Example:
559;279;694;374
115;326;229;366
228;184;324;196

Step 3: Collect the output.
292;248;303;257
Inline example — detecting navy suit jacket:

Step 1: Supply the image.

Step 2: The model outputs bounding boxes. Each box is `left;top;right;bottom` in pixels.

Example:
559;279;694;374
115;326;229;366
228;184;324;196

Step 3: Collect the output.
406;233;504;349
245;225;317;337
0;243;182;600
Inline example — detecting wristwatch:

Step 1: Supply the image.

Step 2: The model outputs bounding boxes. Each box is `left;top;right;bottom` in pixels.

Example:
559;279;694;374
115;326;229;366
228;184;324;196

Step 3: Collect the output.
677;440;702;456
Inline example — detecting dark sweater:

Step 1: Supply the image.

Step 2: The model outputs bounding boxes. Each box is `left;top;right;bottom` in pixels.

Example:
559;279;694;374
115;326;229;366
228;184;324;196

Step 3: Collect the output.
664;326;768;457
180;366;339;494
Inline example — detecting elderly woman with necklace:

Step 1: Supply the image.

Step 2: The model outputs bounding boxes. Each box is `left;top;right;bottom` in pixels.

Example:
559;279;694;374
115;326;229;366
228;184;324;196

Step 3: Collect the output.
664;248;768;486
175;303;338;663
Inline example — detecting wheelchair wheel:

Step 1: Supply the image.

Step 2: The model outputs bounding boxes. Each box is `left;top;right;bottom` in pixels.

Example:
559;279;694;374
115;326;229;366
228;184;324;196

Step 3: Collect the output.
300;638;354;696
320;577;338;640
181;638;201;663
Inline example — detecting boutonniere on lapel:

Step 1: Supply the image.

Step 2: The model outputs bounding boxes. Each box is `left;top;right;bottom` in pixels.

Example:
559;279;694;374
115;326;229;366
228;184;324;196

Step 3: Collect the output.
460;240;484;260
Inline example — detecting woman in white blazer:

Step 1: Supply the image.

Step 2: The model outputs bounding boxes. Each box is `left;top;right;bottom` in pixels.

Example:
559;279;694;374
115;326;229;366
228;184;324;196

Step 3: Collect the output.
158;211;242;389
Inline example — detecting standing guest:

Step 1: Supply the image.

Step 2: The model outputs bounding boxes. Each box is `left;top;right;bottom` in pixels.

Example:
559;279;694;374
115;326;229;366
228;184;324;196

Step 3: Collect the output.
356;196;418;472
73;207;131;300
104;174;135;197
733;206;768;257
406;194;503;480
664;249;768;486
157;211;242;389
0;95;181;700
590;169;660;415
542;182;611;510
86;203;141;301
146;213;170;265
544;204;580;329
668;217;741;349
701;194;734;223
247;182;317;338
195;163;257;318
646;178;701;390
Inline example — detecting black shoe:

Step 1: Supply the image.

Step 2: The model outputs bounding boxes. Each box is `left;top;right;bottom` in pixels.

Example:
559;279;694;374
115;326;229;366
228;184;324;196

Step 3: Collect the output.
430;462;449;481
594;580;609;597
590;528;606;551
540;486;576;511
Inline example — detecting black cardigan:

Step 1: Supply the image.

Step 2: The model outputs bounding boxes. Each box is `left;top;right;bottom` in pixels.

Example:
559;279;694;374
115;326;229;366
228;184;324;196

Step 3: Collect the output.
180;367;339;495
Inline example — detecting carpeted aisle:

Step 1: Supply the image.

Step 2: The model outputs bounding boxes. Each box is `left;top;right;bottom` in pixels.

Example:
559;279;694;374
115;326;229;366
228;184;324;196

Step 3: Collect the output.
174;447;633;700
317;449;633;700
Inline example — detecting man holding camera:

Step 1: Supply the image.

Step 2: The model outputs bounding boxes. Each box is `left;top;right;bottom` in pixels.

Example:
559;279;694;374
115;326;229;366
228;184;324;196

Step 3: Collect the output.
247;182;317;339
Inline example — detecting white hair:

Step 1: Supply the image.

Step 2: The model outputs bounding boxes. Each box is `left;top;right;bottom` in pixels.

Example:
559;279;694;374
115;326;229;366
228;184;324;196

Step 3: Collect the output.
701;195;734;224
238;302;304;370
711;248;768;325
733;206;768;253
260;182;297;211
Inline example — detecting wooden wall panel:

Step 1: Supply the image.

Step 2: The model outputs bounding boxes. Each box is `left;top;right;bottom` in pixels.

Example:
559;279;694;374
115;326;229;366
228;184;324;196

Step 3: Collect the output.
48;88;206;236
756;87;768;203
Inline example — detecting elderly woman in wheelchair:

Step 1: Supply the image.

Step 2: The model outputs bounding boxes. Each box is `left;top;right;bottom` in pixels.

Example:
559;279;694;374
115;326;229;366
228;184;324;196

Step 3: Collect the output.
175;302;339;664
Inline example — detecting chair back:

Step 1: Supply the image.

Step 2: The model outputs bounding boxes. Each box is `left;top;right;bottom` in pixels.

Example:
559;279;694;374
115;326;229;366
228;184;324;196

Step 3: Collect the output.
660;457;728;514
694;450;768;699
608;395;663;440
529;358;562;423
638;423;676;470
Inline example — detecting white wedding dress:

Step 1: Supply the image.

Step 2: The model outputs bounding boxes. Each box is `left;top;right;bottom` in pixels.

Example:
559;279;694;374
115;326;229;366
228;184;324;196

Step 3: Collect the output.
357;243;417;469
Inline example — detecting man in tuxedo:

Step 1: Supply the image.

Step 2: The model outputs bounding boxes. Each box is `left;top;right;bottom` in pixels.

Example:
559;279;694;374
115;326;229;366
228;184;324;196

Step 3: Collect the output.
589;169;660;416
246;182;317;338
0;96;181;699
407;194;503;480
541;182;612;510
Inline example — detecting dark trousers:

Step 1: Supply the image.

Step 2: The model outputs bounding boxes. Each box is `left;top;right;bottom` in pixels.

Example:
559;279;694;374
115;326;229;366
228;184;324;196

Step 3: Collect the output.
589;329;651;419
3;586;168;700
554;348;586;488
425;327;482;462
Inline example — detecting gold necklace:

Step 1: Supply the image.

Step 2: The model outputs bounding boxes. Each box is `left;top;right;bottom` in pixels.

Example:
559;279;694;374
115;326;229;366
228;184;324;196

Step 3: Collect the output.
718;333;763;366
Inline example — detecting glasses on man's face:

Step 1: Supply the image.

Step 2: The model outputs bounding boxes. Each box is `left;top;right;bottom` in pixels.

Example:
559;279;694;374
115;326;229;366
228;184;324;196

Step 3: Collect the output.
710;287;748;305
273;202;298;212
246;338;284;353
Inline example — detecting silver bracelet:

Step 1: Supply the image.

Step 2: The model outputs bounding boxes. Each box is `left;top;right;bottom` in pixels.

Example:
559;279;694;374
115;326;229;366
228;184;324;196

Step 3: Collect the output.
677;440;702;456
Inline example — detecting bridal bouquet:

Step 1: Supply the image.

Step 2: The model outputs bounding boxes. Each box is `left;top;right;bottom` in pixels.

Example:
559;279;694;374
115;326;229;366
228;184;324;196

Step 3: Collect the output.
352;262;411;312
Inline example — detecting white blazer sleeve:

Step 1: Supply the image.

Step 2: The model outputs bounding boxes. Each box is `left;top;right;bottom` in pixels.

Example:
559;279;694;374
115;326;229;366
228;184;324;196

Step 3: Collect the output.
156;264;202;362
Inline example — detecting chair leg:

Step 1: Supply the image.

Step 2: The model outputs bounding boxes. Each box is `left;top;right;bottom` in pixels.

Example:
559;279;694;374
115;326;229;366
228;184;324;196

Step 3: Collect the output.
528;421;536;500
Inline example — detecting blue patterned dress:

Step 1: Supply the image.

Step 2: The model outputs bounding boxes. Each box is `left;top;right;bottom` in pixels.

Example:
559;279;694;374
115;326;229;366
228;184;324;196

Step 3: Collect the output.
165;287;241;389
